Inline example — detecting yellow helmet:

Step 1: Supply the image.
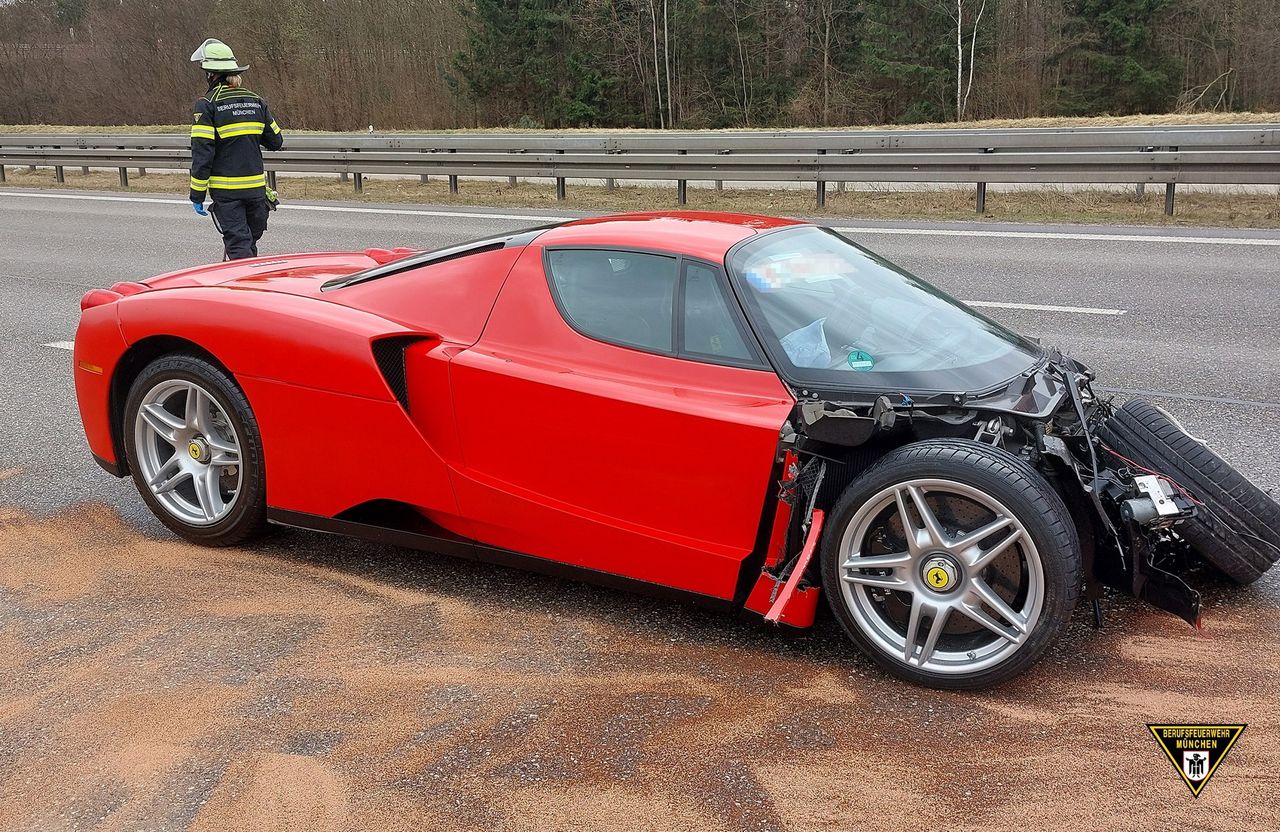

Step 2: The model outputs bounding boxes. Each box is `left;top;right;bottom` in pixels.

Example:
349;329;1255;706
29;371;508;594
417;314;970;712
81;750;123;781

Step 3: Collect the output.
190;38;249;73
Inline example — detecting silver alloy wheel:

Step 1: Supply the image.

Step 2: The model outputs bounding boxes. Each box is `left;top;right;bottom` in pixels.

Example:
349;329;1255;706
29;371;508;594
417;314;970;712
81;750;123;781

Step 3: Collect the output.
836;478;1044;675
132;378;243;526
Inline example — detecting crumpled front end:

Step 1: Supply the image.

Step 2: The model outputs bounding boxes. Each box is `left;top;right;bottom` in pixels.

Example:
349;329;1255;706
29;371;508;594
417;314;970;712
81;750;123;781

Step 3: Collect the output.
748;351;1230;630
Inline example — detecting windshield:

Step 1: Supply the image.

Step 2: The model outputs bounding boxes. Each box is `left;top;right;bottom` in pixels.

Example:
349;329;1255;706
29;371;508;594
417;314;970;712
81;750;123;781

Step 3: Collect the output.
727;227;1042;393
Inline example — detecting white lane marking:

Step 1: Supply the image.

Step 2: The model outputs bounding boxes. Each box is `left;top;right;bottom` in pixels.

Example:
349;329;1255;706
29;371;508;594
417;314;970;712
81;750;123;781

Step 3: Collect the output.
0;191;573;223
44;341;74;350
832;225;1280;247
963;300;1126;316
281;203;575;222
3;191;1280;246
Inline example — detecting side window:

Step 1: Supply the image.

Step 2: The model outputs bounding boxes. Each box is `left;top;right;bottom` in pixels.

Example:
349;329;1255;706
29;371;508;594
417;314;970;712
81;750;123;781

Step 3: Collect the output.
681;261;754;362
547;249;677;353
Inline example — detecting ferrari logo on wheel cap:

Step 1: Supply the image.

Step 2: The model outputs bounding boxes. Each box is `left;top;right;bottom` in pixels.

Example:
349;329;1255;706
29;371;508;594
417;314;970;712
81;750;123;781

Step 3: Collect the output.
922;555;959;592
188;441;203;460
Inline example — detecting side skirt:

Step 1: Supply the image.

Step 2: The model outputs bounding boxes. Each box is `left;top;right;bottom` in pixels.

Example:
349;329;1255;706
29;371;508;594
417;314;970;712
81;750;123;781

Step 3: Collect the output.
266;505;735;613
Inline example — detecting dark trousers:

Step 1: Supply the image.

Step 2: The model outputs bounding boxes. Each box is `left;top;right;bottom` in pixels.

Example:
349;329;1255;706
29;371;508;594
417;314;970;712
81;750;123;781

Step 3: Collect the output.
211;198;269;260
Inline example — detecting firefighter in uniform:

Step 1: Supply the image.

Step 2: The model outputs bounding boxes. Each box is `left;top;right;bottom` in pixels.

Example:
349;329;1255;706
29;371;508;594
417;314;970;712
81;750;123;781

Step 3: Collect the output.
188;39;284;260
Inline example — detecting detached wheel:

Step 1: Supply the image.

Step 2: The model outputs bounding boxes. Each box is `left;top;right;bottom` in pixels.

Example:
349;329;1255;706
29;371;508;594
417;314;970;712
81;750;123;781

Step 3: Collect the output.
821;440;1081;690
123;354;267;546
1098;399;1280;584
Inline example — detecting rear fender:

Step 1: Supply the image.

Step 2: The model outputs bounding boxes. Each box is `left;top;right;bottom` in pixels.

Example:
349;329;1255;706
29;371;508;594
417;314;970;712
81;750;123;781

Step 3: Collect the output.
115;287;424;398
108;288;460;517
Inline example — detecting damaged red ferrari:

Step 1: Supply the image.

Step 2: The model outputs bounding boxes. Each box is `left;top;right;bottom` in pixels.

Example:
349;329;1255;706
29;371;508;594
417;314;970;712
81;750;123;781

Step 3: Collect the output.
73;212;1280;688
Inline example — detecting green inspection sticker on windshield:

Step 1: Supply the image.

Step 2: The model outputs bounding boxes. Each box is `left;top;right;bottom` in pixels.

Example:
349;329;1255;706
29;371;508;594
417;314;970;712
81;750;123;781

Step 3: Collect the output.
847;350;875;371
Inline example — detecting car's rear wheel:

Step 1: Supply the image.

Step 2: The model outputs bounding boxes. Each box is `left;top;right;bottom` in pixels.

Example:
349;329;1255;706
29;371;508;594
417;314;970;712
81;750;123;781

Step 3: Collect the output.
1098;399;1280;584
123;354;267;546
820;440;1081;690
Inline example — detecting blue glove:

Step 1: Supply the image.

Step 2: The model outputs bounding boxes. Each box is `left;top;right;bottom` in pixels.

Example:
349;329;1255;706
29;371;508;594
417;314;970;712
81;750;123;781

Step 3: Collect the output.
191;202;208;217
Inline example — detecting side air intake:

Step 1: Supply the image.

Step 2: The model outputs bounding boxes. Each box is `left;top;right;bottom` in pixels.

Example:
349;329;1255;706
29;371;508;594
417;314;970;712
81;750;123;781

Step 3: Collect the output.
371;336;424;412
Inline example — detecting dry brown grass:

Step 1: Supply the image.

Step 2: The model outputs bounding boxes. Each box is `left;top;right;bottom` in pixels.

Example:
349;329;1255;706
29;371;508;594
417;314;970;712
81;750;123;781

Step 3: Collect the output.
5;166;1280;228
2;111;1278;135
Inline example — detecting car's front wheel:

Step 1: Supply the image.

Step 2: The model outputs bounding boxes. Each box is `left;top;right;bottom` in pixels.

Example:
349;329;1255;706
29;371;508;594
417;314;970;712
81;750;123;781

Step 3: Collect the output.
820;440;1082;689
123;354;267;546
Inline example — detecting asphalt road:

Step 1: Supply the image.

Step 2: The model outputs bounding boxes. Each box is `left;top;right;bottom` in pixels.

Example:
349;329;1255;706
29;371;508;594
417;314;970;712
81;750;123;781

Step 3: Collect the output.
1;188;1278;831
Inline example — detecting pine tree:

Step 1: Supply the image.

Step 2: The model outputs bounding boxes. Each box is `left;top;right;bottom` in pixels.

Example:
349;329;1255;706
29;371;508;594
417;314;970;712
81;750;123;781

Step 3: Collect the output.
859;0;954;123
453;0;616;127
1057;0;1179;114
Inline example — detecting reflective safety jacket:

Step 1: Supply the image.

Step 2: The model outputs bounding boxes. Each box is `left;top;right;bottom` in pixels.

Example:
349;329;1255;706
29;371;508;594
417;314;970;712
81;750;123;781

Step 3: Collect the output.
189;84;284;203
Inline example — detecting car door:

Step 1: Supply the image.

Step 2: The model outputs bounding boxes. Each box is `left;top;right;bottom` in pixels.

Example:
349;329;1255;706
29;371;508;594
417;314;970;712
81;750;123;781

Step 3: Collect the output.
447;243;795;600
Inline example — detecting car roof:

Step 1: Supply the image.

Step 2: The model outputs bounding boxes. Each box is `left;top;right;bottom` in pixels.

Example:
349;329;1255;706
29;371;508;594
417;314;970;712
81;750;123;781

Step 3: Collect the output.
536;211;809;261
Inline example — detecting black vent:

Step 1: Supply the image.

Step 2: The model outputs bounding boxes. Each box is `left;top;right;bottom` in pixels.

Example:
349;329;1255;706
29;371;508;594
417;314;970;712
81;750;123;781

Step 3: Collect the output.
372;336;421;412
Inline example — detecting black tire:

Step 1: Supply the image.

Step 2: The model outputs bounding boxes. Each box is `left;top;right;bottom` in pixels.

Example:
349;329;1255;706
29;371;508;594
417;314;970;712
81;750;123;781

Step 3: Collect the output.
122;353;268;546
1098;399;1280;584
820;439;1082;690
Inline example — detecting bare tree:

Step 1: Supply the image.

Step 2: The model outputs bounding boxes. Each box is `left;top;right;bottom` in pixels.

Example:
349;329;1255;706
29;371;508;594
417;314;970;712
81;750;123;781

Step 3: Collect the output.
650;0;665;128
939;0;987;121
961;0;987;120
663;0;674;127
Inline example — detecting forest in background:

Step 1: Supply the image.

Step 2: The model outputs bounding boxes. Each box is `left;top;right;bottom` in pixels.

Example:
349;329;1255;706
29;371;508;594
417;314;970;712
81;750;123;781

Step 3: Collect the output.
1;0;1277;130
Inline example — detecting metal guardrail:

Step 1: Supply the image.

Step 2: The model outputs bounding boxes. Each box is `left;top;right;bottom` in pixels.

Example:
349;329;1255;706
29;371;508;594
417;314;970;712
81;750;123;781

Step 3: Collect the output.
2;125;1278;214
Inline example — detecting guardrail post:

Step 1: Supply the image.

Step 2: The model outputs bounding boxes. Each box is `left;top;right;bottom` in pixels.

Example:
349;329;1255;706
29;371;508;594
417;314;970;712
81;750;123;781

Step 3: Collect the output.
118;167;129;187
676;149;688;206
0;166;6;183
816;149;827;208
340;172;349;183
555;149;566;200
976;182;987;214
1135;183;1145;200
353;172;364;193
1164;183;1176;216
55;165;65;183
605;178;615;191
28;165;36;172
420;174;430;184
266;170;277;190
137;167;146;177
81;166;89;175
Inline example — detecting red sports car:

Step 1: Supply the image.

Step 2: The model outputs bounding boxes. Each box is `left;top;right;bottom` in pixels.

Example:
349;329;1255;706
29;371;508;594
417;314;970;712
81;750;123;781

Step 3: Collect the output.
74;212;1280;688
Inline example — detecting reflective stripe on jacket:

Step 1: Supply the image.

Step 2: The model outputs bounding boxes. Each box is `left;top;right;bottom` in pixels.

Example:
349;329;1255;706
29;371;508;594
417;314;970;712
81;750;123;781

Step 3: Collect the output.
189;84;284;203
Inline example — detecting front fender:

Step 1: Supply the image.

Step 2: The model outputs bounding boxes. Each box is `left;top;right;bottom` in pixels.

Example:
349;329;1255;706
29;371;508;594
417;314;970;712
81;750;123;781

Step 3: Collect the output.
73;303;129;469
